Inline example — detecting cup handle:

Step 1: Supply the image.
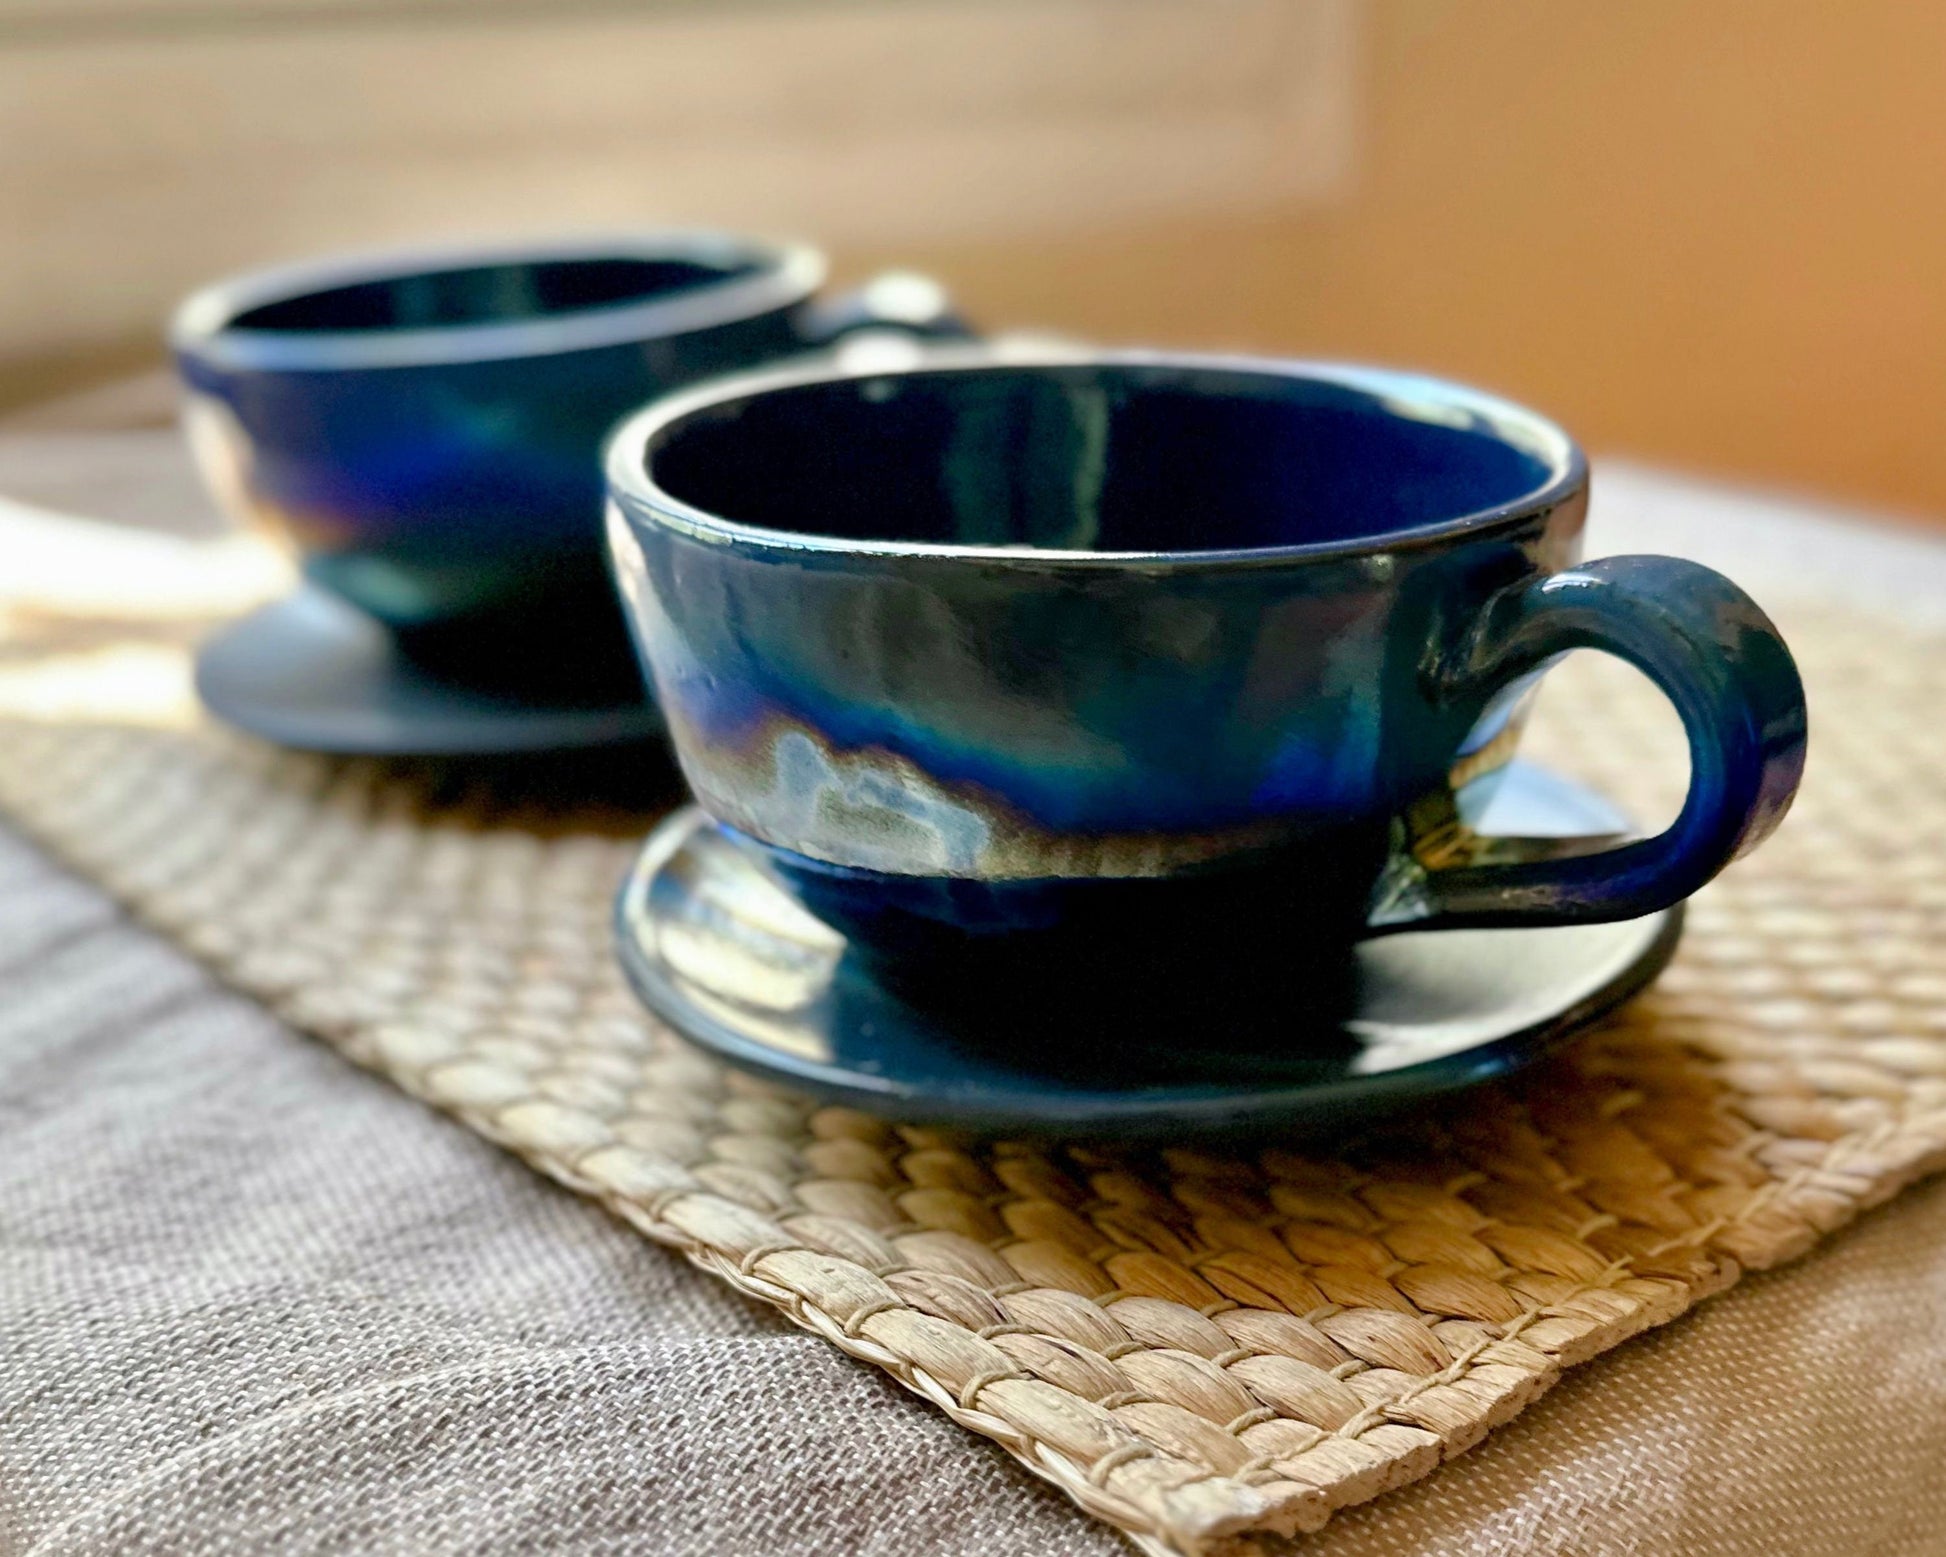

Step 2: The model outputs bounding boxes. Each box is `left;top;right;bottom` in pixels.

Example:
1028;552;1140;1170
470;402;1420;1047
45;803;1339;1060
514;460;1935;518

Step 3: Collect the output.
794;270;973;346
1369;555;1808;932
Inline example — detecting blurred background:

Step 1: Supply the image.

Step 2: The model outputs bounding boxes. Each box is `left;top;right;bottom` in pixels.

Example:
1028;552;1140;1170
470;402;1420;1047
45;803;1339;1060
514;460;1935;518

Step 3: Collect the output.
4;0;1944;520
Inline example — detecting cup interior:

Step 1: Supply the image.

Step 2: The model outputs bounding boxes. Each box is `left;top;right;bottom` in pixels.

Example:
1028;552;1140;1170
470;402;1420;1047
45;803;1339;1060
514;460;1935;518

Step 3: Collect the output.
645;362;1568;554
229;256;762;334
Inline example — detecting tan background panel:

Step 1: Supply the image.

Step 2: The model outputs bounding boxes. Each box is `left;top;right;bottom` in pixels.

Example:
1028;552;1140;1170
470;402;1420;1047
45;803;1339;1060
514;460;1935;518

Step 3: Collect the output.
6;0;1946;520
885;1;1946;521
0;0;1352;381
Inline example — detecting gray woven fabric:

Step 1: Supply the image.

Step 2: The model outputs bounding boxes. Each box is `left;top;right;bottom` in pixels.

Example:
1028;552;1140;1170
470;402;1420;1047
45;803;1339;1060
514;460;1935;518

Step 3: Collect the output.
5;429;1946;1555
0;829;1110;1556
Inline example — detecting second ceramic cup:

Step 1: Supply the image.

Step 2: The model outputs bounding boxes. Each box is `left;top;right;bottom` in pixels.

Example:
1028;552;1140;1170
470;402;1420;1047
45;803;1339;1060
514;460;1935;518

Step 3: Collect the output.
173;231;965;708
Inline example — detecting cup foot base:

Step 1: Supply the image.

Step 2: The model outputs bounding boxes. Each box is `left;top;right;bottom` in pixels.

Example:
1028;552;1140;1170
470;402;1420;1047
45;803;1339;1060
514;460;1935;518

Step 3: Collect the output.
611;762;1684;1142
196;584;664;757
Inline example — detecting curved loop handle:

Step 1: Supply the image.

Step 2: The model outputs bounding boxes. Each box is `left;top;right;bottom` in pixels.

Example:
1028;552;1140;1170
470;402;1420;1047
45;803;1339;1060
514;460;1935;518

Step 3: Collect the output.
795;270;973;348
1389;555;1807;931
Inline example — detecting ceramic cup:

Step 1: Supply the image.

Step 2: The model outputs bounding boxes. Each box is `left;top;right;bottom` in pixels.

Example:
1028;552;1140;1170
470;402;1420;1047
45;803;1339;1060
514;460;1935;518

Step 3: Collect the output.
171;232;964;695
604;347;1807;1024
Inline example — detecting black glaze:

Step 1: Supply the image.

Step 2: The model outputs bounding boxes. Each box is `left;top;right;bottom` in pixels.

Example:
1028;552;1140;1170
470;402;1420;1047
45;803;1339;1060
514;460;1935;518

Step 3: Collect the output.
649;364;1555;552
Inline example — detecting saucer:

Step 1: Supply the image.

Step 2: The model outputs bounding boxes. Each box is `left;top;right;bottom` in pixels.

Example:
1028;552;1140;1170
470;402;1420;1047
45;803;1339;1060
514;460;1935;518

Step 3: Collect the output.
613;762;1683;1139
196;585;663;756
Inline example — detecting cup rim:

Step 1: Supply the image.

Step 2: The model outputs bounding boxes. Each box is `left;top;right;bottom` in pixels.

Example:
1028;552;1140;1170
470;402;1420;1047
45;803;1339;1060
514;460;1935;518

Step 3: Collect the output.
605;343;1589;571
170;230;827;373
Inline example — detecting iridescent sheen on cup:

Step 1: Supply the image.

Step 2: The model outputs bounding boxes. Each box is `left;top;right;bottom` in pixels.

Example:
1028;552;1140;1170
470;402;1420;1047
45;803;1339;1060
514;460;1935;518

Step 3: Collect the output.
172;233;962;690
604;348;1806;1026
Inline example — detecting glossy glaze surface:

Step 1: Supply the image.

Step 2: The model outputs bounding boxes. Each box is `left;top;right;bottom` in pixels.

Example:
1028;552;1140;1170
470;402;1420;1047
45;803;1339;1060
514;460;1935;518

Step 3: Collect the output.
612;764;1684;1139
173;233;972;732
610;356;1582;878
176;234;833;644
606;349;1804;982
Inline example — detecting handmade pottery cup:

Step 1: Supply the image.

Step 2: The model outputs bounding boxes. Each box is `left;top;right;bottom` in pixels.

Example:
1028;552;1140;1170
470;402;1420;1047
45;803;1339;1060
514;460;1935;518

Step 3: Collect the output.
604;347;1806;1024
171;232;963;694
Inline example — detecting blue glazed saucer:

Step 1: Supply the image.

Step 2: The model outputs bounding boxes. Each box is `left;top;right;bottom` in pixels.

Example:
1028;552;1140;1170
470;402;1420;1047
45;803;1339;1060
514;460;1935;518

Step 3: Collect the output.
197;584;662;756
614;762;1684;1140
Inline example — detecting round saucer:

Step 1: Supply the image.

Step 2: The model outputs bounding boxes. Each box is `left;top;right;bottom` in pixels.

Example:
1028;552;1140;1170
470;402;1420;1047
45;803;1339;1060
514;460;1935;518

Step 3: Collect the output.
196;586;663;756
613;763;1683;1140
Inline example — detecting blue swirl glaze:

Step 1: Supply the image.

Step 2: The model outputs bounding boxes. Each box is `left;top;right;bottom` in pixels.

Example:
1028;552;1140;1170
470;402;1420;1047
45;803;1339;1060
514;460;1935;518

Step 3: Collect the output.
604;350;1805;997
610;357;1576;866
173;235;965;687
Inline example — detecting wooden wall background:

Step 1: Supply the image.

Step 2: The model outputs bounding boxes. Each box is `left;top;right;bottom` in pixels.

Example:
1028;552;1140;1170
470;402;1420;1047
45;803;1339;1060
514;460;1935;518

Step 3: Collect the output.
6;0;1946;519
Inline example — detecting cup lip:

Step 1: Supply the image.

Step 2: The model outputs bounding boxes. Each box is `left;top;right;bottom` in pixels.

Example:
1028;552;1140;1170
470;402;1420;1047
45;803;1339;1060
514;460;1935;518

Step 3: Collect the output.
605;342;1589;571
170;230;828;374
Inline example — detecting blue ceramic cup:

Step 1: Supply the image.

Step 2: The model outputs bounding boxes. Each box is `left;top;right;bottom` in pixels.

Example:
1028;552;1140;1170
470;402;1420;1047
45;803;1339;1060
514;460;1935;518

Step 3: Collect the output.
605;348;1806;1020
171;232;963;692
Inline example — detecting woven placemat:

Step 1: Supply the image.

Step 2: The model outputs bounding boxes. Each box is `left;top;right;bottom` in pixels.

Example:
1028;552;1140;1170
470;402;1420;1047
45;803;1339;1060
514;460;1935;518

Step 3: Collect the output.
2;531;1944;1556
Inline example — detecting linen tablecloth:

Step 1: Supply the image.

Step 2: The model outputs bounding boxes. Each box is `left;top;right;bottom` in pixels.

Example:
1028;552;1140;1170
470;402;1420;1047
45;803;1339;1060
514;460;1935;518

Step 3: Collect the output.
4;412;1946;1556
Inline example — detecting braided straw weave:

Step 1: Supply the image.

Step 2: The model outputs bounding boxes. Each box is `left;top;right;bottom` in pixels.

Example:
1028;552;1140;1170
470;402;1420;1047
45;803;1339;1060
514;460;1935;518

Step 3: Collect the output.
3;544;1945;1555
